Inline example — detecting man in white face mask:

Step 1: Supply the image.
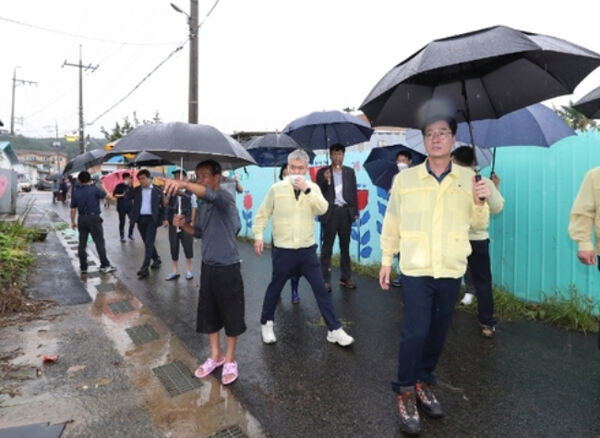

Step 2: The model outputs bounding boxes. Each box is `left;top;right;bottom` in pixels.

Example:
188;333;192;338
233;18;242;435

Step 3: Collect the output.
391;150;413;287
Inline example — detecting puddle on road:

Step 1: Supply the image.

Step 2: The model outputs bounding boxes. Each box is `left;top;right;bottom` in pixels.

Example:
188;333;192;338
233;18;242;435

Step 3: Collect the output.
91;284;264;437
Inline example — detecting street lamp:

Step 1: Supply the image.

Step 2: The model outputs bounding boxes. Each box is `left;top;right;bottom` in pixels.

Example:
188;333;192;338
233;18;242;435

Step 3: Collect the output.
171;1;198;124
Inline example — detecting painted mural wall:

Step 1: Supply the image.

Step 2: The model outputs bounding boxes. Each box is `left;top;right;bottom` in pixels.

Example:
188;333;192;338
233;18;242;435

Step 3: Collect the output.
232;130;600;304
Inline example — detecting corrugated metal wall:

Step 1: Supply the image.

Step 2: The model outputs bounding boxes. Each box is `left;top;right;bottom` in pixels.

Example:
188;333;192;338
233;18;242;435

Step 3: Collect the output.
488;130;600;303
235;130;600;304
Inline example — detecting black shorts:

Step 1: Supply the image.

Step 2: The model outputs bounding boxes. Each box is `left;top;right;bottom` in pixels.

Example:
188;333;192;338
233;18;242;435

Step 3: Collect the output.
197;262;246;337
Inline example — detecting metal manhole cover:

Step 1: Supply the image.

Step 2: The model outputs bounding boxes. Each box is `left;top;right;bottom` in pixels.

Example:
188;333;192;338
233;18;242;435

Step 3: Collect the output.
107;299;134;314
125;324;159;346
207;425;247;438
96;283;117;293
152;361;201;397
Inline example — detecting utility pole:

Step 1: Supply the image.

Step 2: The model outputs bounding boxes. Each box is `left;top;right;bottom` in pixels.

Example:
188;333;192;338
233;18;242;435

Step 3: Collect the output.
63;45;98;153
10;67;37;135
171;1;199;124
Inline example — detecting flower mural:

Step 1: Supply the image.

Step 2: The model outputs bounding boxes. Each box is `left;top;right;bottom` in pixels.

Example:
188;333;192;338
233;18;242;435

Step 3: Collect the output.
351;187;372;261
242;191;253;237
376;186;389;234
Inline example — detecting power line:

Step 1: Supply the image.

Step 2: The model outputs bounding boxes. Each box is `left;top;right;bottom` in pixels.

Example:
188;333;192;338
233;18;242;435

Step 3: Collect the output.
87;41;187;126
0;15;181;46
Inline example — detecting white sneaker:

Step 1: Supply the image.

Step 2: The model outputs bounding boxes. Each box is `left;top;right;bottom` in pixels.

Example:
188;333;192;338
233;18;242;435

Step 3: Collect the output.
460;293;474;305
99;265;117;274
327;328;354;347
261;321;276;344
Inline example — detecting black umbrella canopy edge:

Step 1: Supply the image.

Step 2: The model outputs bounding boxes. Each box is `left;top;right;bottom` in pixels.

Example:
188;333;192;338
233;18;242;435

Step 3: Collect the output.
573;84;600;119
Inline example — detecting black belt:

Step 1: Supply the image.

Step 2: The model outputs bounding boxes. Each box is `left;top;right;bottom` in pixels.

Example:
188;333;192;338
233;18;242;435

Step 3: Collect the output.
334;204;347;208
80;212;100;216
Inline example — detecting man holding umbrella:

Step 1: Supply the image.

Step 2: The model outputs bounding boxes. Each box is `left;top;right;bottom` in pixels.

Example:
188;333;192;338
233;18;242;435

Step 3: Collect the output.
379;115;490;435
316;144;358;291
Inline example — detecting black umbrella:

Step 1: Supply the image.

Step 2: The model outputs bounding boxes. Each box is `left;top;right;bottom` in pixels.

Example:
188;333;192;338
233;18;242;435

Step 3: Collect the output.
283;110;373;150
245;133;314;166
127;151;173;168
110;122;256;170
62;148;107;175
573;85;600;119
360;25;600;131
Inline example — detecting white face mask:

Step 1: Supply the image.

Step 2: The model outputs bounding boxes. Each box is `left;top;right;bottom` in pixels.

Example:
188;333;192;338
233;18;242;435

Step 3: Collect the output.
287;175;300;184
397;162;409;172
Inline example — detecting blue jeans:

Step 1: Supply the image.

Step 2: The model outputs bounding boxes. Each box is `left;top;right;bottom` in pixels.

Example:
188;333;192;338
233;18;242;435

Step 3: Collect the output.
261;245;341;330
392;275;460;392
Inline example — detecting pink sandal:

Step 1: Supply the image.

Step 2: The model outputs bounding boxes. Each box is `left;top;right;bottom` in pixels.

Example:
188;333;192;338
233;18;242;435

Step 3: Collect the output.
221;361;238;385
194;357;225;378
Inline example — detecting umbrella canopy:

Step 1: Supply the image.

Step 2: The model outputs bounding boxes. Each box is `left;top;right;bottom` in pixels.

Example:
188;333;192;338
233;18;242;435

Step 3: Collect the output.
404;128;493;169
110;122;256;170
101;169;139;194
573;85;600;119
127;151;173;168
62;148;107;175
364;144;426;191
455;103;575;149
360;25;600;129
283;110;374;150
245;133;314;166
47;173;63;181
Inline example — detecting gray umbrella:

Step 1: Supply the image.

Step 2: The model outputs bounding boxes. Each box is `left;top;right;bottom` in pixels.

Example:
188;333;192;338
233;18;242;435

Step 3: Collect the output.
360;25;600;129
573;85;600;119
62;148;107;175
110;122;256;170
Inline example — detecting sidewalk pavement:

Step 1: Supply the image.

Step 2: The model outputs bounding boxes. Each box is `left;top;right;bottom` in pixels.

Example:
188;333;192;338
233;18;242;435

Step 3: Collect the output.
0;191;264;438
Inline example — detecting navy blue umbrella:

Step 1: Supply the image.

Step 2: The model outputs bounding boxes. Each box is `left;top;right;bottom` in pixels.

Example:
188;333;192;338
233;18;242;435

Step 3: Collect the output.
456;103;575;149
283;110;374;150
364;145;426;191
245;133;314;166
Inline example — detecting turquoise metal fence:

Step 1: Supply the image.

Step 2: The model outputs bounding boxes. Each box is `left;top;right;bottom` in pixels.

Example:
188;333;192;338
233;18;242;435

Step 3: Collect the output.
232;130;600;304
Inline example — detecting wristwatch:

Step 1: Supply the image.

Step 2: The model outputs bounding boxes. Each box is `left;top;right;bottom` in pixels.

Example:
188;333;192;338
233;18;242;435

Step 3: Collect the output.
304;188;311;195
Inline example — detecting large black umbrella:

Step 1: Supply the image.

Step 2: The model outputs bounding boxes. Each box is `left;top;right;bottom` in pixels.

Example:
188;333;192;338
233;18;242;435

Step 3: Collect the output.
573;85;600;119
245;133;314;166
282;110;373;150
110;122;256;170
360;25;600;130
62;148;107;175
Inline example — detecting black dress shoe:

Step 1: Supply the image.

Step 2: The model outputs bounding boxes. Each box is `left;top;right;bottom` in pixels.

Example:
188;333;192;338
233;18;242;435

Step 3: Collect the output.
150;259;162;270
339;279;357;289
137;269;149;279
137;267;148;276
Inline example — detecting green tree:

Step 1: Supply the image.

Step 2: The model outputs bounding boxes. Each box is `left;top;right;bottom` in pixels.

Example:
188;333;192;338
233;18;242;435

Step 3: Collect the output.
554;102;597;131
101;111;162;142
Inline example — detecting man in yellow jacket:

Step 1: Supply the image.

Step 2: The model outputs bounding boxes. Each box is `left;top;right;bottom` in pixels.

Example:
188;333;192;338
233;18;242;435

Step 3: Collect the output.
452;146;505;338
568;166;600;350
253;149;354;347
378;115;490;435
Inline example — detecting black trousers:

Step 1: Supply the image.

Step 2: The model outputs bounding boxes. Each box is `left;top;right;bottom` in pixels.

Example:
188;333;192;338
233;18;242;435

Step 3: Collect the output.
137;215;160;269
168;223;193;260
465;239;496;327
117;208;135;238
320;205;352;283
77;215;110;270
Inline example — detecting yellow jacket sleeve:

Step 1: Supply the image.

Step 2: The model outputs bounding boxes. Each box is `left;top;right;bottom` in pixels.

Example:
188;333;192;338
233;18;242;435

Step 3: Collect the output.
306;183;329;216
485;178;505;215
569;170;596;252
252;187;274;241
470;202;490;232
380;178;401;267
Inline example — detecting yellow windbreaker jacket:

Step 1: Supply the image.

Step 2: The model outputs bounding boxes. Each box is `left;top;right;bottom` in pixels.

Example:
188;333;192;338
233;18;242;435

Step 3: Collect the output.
568;166;600;253
381;162;489;279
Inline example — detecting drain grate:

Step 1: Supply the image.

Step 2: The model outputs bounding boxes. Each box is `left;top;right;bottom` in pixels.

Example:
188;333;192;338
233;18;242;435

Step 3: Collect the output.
125;324;159;346
88;261;96;266
96;283;117;293
107;299;134;314
86;271;101;278
207;425;247;438
152;361;201;397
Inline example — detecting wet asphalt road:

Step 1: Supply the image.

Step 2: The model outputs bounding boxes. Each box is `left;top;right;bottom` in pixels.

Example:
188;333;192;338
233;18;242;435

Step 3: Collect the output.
41;193;600;437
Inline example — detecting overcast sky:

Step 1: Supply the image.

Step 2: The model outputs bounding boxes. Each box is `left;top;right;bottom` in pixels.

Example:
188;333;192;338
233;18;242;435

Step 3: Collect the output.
1;0;599;140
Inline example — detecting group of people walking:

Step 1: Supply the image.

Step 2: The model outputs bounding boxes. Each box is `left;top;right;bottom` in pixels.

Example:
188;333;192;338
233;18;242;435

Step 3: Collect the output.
65;108;598;436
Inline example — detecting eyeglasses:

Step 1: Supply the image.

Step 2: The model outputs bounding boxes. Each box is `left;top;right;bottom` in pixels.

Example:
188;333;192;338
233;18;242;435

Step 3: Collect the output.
424;129;453;139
